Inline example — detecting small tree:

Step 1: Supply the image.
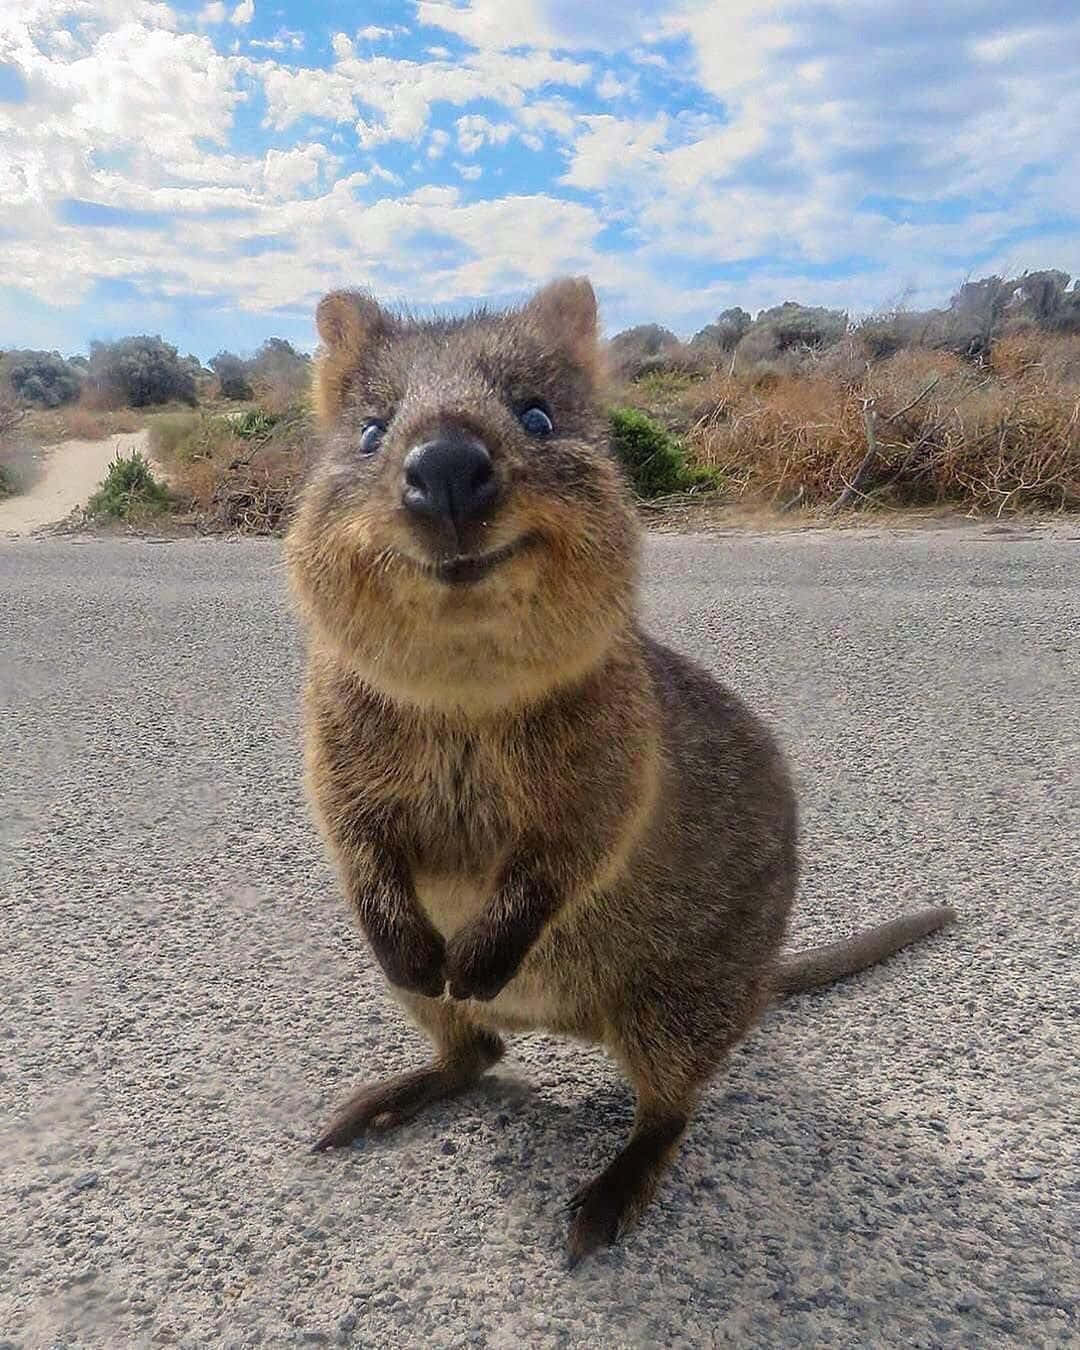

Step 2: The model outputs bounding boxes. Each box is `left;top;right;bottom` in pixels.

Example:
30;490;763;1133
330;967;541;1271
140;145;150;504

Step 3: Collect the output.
248;337;311;408
86;336;197;408
209;351;254;401
691;308;752;351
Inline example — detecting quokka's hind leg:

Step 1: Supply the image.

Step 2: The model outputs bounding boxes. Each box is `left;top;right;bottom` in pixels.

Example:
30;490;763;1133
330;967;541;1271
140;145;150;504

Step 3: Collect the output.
564;1065;695;1266
566;977;766;1264
312;994;504;1152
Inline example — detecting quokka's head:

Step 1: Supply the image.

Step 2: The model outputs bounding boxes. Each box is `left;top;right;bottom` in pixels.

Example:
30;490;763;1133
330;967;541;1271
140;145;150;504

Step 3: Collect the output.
286;277;642;716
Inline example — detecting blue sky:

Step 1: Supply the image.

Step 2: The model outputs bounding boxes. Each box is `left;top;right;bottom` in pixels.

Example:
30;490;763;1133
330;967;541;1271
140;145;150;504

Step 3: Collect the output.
0;0;1077;360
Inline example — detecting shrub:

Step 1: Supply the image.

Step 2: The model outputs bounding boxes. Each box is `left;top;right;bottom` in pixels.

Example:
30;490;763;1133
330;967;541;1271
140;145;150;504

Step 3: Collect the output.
735;303;848;371
86;336;197;408
61;406;142;441
209;351;253;401
0;393;26;440
679;336;1080;513
248;338;311;411
691;308;752;352
150;404;316;533
607;324;684;381
0;394;28;497
0;349;82;407
609;406;712;498
87;450;171;519
232;408;280;439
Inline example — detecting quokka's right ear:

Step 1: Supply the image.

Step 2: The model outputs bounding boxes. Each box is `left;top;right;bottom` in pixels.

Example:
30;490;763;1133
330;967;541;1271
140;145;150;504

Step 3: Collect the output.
315;289;392;353
313;289;394;427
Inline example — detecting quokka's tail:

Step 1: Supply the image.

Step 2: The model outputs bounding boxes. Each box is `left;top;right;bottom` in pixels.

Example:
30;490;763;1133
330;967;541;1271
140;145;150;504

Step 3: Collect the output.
772;906;958;998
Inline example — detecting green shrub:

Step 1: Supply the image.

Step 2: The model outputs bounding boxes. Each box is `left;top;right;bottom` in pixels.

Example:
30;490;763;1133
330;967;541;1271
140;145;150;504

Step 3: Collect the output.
232;408;280;439
609;406;713;498
87;450;171;519
86;336;197;408
0;349;82;408
0;463;17;499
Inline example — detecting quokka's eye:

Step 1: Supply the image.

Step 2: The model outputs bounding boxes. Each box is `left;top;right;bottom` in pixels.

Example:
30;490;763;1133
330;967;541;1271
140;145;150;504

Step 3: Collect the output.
359;420;387;455
519;405;554;437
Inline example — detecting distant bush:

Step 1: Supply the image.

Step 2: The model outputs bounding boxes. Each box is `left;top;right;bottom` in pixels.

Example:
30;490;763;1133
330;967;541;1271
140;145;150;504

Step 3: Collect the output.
87;450;171;519
248;338;311;411
209;351;253;401
0;393;26;441
691;308;752;352
231;408;280;438
0;349;82;408
609;406;713;498
607;324;690;382
676;336;1080;513
85;336;197;409
735;303;849;371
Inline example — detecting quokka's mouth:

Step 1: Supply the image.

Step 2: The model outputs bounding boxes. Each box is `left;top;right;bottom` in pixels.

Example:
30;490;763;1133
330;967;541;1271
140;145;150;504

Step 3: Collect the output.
431;534;535;585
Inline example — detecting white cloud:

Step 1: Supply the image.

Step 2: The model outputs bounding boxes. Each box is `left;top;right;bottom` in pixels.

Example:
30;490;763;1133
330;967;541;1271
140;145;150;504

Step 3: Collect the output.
455;115;514;155
560;115;667;191
1;0;1078;344
415;0;557;50
262;143;334;197
595;71;633;101
230;0;254;27
357;26;395;42
248;29;304;52
415;0;663;52
259;41;591;148
198;1;226;22
427;128;450;160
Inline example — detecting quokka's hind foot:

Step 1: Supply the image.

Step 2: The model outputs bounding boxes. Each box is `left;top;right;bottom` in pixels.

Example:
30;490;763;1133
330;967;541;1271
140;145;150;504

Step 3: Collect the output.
313;1022;504;1152
565;1108;688;1266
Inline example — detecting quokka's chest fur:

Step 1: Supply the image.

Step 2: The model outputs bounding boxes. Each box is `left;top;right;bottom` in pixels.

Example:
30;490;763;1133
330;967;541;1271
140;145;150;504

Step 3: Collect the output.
308;650;654;875
310;667;537;866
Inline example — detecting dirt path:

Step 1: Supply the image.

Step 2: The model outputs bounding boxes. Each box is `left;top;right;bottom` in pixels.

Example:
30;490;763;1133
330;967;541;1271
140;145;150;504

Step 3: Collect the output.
0;428;151;537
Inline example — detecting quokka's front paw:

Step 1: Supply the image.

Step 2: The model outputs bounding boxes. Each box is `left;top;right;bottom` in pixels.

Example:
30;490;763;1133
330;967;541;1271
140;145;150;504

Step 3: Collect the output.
372;918;446;998
444;919;526;1001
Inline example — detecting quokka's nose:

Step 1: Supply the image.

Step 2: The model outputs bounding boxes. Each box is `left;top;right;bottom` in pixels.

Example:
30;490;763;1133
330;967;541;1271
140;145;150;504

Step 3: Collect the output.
401;433;497;527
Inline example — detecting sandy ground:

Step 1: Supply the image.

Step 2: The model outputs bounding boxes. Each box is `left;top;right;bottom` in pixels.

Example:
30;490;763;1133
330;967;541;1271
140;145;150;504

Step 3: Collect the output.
0;429;150;537
1;531;1077;1348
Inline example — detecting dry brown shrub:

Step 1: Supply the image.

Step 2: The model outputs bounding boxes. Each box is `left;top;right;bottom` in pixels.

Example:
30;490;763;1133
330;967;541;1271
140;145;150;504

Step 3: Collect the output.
62;404;142;440
681;337;1080;514
155;407;318;533
251;370;312;417
989;331;1080;389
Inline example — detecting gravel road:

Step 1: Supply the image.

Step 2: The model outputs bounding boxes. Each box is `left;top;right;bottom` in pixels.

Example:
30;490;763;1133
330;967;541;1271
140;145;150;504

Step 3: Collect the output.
2;526;1077;1349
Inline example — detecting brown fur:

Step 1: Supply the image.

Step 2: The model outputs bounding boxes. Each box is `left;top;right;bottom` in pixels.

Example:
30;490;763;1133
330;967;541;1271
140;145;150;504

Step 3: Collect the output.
285;277;956;1264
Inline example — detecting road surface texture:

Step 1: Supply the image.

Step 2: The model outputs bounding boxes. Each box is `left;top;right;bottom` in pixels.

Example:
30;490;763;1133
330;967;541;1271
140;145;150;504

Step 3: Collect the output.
2;527;1077;1349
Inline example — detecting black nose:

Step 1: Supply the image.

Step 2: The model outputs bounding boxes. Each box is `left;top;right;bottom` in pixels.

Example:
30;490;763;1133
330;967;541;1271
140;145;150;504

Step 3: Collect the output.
402;433;497;527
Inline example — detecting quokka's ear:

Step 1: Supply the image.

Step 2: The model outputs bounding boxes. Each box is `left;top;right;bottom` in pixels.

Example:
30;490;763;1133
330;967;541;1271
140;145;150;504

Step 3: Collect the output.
523;277;599;364
315;289;392;353
313;289;394;427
